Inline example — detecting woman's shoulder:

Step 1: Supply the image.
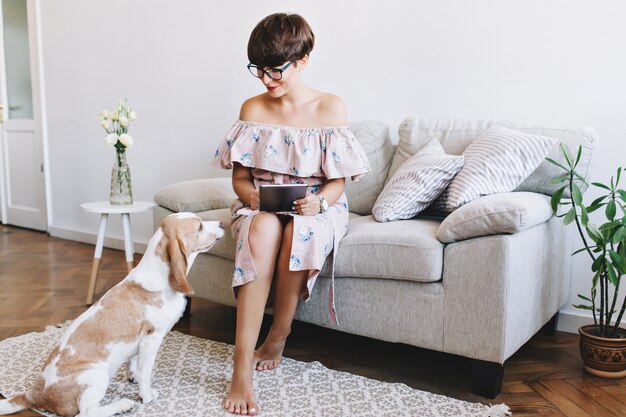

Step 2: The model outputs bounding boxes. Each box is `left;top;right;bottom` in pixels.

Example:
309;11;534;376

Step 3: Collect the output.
239;94;267;121
316;93;347;125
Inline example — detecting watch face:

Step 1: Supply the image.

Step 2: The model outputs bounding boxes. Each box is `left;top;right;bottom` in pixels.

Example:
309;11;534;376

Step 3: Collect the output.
320;197;328;212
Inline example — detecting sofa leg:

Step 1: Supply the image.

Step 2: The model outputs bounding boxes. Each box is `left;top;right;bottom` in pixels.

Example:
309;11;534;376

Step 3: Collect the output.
470;359;504;398
183;296;192;318
539;312;559;335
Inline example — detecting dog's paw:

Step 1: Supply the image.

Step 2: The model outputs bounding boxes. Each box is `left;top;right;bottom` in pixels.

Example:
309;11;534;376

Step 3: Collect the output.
117;399;136;412
140;388;159;404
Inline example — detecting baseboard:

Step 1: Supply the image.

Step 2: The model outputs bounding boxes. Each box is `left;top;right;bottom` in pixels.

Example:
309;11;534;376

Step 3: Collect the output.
49;225;148;254
557;309;603;334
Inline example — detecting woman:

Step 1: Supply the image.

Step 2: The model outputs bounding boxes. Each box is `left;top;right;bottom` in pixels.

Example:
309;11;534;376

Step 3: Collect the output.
212;13;370;415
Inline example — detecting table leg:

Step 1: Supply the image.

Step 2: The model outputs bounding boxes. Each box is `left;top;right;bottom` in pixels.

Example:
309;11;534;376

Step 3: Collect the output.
87;213;108;305
121;213;134;272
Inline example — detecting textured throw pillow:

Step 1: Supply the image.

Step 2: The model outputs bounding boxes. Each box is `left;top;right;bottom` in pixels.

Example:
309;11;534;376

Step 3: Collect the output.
436;192;553;243
444;126;558;212
372;140;464;222
154;177;236;213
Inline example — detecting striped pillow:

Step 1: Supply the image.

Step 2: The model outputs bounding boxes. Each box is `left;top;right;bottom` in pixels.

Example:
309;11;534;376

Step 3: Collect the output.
372;140;464;222
445;126;558;212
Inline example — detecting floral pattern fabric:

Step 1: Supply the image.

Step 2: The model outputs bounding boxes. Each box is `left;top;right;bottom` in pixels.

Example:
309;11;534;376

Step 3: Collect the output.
211;120;370;323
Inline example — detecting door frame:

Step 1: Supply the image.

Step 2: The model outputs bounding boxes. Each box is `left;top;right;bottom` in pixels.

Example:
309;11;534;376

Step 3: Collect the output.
0;0;51;230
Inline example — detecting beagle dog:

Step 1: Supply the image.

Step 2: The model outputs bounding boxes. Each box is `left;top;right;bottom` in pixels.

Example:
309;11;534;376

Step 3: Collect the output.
0;213;224;417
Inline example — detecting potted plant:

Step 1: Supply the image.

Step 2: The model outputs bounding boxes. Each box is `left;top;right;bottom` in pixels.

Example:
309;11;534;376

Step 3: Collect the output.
548;144;626;378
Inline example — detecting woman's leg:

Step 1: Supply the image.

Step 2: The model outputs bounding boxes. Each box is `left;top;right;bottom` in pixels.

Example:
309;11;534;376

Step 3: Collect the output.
255;219;309;371
225;213;283;416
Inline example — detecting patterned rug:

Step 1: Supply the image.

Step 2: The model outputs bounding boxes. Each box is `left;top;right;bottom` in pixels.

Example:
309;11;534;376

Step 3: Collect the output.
0;324;510;417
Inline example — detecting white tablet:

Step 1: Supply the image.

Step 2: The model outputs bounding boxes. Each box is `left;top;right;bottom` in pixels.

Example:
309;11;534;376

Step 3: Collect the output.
259;184;309;212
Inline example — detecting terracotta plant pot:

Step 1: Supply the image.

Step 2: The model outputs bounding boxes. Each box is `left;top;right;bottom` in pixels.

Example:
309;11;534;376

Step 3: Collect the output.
579;325;626;378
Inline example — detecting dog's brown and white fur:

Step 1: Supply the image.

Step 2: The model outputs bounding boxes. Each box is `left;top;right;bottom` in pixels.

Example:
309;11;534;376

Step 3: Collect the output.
0;213;223;417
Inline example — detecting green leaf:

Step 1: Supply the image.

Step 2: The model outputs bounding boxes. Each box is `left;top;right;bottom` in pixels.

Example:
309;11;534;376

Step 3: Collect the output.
592;254;605;273
618;190;626;202
572;183;583;205
609;248;622;265
561;144;574;167
574;173;589;186
607;263;619;286
587;203;604;213
572;246;593;256
613;226;626;245
575;145;583;166
609;248;626;273
551;175;569;184
573;304;595;311
617;167;622;185
587;224;605;245
580;205;589;227
545;157;569;171
592;269;601;290
606;199;617;220
600;220;622;231
577;293;592;302
590;195;608;207
593;182;612;191
551;186;566;213
564;207;576;225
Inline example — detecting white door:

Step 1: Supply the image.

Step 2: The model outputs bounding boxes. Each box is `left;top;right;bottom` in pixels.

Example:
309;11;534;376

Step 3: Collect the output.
0;0;47;231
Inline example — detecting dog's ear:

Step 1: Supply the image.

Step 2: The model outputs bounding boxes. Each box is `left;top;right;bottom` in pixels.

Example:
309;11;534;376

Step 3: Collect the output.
166;236;194;294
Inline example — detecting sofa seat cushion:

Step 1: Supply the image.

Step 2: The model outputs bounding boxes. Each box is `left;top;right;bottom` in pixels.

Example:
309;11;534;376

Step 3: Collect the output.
321;215;444;283
197;209;443;284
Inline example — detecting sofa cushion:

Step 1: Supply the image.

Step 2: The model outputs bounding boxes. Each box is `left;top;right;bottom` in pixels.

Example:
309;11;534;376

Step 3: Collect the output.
321;215;444;283
436;192;553;243
372;140;463;222
442;126;558;212
344;120;395;215
154;177;236;213
392;116;599;197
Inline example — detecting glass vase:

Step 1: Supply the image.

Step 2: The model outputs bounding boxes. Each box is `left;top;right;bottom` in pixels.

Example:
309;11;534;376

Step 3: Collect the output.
110;147;133;205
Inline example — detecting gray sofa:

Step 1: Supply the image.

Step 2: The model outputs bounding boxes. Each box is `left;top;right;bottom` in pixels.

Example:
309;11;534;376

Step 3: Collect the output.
153;116;598;398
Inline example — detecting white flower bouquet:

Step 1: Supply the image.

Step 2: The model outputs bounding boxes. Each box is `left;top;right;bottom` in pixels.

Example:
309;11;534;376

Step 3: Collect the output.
100;99;137;150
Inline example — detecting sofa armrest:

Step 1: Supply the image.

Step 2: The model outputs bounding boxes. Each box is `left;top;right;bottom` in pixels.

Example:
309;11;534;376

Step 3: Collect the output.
154;177;236;213
442;217;572;363
436;192;553;243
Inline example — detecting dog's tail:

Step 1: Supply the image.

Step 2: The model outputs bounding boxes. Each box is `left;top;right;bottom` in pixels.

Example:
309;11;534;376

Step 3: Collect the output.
0;393;31;415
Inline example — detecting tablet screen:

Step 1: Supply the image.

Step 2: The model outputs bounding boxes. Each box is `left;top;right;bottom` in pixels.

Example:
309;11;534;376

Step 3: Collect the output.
259;184;309;212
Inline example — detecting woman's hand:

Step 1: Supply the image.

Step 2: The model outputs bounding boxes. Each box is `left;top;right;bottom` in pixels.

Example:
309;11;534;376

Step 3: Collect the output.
249;189;260;210
293;195;321;216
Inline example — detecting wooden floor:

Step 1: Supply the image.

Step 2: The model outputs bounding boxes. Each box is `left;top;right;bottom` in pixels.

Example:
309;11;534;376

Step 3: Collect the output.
1;224;626;416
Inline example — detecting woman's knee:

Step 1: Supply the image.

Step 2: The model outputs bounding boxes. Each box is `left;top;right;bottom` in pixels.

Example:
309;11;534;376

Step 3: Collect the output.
249;213;283;249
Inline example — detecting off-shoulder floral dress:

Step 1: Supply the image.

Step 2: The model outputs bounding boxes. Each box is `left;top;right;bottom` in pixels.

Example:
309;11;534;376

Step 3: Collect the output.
212;120;370;323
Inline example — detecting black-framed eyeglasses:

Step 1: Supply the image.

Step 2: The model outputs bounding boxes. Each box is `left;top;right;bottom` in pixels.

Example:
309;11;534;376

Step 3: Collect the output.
247;62;293;81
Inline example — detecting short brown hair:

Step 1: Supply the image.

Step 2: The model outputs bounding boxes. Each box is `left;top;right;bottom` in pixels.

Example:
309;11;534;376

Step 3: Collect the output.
247;13;315;67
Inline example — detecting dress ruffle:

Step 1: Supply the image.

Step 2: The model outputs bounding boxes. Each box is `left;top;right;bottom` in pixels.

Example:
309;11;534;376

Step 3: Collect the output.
211;120;370;181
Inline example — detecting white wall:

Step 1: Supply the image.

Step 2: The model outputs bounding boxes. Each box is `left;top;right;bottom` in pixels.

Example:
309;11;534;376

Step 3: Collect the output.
38;0;626;333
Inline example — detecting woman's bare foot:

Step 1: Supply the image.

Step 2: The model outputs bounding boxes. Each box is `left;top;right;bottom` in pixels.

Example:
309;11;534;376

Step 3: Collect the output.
254;333;288;371
225;352;259;415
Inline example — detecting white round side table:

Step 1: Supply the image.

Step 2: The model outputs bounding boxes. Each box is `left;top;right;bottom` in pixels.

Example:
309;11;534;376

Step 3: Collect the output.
80;201;157;305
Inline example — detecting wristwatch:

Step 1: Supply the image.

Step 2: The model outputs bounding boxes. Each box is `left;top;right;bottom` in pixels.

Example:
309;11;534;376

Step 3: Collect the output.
318;196;329;213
